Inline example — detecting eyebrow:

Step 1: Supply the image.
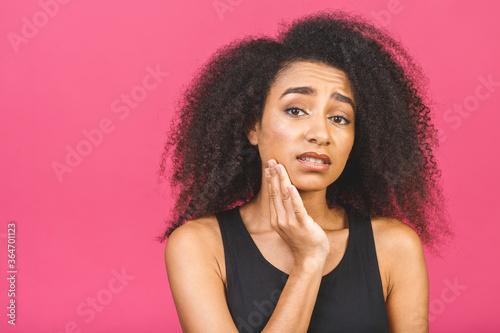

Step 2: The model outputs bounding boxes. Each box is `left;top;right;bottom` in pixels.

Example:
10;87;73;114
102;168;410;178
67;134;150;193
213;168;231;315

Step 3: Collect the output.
279;86;356;111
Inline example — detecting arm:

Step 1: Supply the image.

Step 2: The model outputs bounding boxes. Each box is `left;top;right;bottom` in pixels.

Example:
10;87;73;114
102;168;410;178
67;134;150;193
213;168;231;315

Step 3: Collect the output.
261;257;325;332
383;221;429;332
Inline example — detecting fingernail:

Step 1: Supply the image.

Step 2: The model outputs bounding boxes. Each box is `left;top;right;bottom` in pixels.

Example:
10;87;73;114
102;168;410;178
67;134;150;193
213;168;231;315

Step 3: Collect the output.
264;168;270;178
276;165;281;174
267;160;276;168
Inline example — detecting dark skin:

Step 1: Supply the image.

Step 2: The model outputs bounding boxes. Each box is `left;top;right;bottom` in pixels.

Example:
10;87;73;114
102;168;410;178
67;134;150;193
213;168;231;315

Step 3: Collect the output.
165;61;429;332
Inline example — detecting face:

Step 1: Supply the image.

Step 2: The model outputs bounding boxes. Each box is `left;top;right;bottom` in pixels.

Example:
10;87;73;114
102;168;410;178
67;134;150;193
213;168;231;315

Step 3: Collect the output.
247;60;356;192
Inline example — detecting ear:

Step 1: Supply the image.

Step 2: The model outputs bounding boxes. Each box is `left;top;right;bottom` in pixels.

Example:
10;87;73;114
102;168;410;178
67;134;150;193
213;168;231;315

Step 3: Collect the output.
245;121;260;146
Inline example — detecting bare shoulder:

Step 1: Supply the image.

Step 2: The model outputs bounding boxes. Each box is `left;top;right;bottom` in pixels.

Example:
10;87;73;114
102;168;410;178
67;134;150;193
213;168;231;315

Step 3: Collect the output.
166;215;221;249
164;215;223;274
370;215;427;302
370;215;424;259
164;215;237;332
371;216;429;331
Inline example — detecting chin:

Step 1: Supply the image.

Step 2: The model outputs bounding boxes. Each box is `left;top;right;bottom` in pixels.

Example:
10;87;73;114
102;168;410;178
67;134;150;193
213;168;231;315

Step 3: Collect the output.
290;177;336;193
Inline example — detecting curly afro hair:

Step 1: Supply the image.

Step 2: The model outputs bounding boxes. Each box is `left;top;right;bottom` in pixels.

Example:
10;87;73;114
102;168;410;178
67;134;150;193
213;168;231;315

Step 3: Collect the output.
157;10;452;253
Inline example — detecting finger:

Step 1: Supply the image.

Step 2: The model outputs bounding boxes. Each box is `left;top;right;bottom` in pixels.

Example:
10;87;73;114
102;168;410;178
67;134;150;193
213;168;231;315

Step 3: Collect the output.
264;167;278;229
275;164;295;219
268;163;287;227
287;184;309;224
267;159;277;168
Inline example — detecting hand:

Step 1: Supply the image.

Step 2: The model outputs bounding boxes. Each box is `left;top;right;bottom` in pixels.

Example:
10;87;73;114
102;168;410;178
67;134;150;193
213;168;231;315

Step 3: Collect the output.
265;159;330;266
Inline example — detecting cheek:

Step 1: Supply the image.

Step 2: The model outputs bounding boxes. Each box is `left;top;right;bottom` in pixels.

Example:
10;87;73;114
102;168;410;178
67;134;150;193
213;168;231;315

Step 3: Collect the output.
258;121;299;162
337;127;355;152
260;117;296;144
344;135;355;154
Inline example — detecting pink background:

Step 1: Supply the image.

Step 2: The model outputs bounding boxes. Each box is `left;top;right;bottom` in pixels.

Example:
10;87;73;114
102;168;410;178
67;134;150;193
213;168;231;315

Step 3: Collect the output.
1;0;499;332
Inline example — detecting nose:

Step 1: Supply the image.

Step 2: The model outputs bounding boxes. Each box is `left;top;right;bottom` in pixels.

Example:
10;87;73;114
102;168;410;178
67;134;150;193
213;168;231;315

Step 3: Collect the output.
304;115;331;146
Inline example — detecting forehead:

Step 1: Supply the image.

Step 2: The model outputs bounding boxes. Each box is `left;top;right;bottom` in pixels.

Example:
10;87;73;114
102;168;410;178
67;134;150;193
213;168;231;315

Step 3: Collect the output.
270;61;354;95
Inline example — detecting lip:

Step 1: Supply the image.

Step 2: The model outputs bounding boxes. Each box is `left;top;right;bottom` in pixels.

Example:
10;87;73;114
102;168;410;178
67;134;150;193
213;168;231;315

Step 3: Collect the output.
296;151;331;172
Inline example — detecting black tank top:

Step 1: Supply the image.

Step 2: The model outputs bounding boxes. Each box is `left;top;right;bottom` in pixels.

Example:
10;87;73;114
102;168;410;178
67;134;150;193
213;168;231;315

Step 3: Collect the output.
215;205;389;333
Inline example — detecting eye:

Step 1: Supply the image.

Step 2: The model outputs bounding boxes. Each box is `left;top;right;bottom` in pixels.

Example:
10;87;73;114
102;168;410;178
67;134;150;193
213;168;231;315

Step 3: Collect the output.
285;107;306;116
330;115;351;125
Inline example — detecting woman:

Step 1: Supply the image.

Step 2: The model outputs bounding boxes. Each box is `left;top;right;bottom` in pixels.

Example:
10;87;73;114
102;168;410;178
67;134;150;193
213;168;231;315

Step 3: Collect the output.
159;10;450;332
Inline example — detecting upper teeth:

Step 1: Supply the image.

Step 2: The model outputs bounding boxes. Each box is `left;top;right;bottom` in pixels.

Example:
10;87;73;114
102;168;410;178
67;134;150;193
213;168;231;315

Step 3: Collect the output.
299;157;327;164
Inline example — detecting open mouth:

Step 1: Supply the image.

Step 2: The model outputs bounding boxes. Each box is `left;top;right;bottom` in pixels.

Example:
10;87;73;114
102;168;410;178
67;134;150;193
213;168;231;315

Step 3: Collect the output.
296;151;331;165
296;153;331;172
297;156;330;165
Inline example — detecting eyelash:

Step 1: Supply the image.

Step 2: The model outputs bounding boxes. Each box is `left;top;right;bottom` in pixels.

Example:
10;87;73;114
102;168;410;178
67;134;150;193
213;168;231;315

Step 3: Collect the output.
285;107;351;125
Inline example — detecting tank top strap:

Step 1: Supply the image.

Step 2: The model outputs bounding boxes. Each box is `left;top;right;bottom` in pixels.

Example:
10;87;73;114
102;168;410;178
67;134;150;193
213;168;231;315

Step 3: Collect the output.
343;205;381;277
216;206;287;278
215;207;287;330
215;207;259;265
